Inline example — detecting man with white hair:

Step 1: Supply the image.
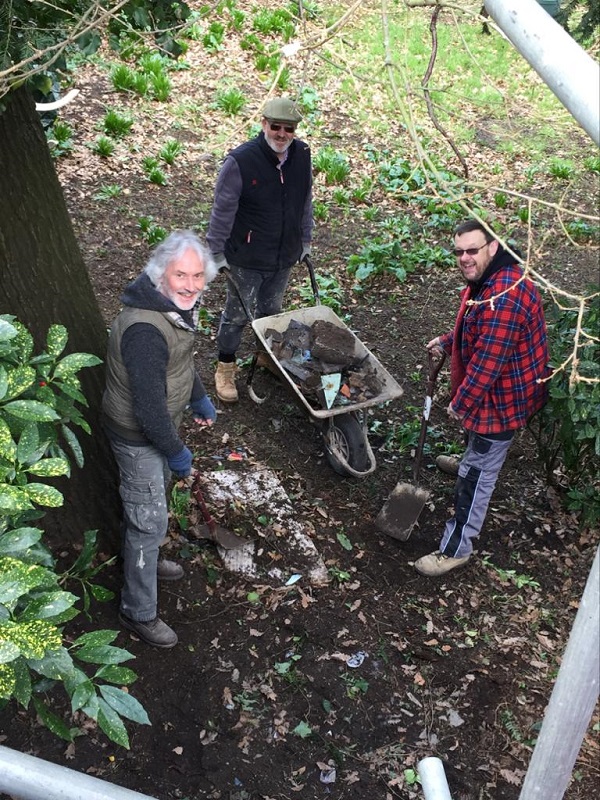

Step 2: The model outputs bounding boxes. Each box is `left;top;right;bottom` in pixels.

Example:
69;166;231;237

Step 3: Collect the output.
207;96;314;403
103;230;217;647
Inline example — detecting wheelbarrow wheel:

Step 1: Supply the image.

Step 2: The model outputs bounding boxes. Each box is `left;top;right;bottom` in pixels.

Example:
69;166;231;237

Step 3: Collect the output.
324;414;369;476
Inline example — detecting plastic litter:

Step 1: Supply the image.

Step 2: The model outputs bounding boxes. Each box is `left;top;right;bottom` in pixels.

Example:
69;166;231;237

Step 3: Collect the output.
347;650;367;668
285;573;302;586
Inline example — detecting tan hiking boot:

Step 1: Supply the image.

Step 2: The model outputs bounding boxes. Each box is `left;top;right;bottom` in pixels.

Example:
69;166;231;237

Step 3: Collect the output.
414;550;471;577
435;455;460;476
215;361;238;403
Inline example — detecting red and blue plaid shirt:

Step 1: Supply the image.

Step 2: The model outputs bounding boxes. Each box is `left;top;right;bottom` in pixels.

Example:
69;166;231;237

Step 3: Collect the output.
440;264;549;434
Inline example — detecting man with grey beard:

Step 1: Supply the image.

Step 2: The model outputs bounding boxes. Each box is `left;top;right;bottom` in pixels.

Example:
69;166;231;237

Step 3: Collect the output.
206;96;314;403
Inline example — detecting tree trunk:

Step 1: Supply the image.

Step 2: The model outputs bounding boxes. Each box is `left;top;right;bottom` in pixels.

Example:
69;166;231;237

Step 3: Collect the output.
0;86;120;552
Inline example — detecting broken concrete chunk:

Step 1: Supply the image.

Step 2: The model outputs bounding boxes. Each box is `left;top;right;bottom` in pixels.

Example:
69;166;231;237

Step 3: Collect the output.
310;320;356;366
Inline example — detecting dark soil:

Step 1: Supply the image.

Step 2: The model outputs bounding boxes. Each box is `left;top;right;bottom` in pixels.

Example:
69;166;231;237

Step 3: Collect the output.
1;7;599;799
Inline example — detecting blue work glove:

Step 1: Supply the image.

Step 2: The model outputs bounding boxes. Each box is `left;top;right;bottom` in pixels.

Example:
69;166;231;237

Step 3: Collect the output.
167;446;193;478
213;253;229;272
300;243;311;263
191;395;217;424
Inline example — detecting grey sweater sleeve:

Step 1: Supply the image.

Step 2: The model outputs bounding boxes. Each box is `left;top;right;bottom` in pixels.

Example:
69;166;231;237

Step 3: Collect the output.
120;323;185;458
206;156;242;255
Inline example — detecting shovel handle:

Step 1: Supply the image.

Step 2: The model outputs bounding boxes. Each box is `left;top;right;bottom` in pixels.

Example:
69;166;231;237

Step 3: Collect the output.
191;473;216;534
413;350;447;481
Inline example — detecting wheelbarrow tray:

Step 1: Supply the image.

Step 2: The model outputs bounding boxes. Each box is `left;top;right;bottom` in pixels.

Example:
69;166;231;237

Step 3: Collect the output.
252;305;403;419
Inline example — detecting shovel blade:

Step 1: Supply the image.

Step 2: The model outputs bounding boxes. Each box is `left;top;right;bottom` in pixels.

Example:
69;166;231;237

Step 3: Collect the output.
375;482;430;541
189;523;251;550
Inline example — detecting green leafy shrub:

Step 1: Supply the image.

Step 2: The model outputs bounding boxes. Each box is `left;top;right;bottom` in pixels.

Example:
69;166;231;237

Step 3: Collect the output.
150;72;171;102
91;135;116;157
203;21;225;51
46;120;73;158
297;273;344;315
110;63;136;92
252;8;294;39
548;157;575;180
94;184;122;200
0;317;149;747
138;216;167;245
534;293;600;526
215;87;246;115
313;146;350;185
103;109;134;137
159;139;184;165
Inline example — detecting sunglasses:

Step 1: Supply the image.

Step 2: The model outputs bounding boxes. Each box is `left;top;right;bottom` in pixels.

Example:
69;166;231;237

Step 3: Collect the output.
453;243;489;257
268;121;296;134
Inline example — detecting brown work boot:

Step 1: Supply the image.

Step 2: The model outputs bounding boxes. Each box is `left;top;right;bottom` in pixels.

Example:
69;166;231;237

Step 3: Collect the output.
157;559;184;581
119;613;178;648
215;361;238;403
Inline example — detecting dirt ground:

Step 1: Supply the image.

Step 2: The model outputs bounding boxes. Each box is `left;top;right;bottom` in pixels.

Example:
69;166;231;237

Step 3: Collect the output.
1;6;599;799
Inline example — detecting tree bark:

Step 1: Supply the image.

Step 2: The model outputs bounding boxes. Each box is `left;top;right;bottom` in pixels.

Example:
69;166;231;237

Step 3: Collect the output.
0;86;120;552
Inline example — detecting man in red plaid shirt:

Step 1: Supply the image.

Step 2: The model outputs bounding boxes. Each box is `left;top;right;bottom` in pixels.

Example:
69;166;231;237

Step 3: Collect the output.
415;220;549;577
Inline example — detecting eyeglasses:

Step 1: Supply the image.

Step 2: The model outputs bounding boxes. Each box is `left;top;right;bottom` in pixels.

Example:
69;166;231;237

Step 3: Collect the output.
453;243;489;257
268;121;296;134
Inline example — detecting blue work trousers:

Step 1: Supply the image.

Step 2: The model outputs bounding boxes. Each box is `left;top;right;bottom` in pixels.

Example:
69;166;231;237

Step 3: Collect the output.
217;264;292;355
110;438;171;622
440;431;514;558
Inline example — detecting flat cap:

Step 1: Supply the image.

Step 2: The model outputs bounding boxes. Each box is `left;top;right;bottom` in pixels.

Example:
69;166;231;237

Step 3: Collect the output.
262;97;302;123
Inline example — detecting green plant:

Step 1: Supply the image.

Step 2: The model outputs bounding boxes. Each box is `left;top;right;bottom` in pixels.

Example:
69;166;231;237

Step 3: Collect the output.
583;155;600;173
240;33;264;52
0;317;148;748
170;484;191;532
328;566;351;584
533;293;600;526
94;184;122;200
215;87;246;115
60;530;116;617
548;157;575;180
138;216;167;245
132;71;149;96
90;135;116;157
103;109;134;137
148;166;167;185
159;139;183;165
150;72;171;102
494;192;508;209
252;8;294;37
46;120;73;157
110;63;136;92
313;201;329;221
298;273;344;314
203;21;225;51
341;671;368;699
482;558;541;590
313;146;350;185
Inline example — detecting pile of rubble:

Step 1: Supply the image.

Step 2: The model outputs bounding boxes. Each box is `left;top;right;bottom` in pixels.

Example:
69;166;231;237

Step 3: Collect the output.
261;318;382;410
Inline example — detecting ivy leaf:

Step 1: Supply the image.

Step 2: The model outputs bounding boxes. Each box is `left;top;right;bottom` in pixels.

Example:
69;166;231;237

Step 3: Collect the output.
97;697;130;748
53;353;102;379
24;483;63;508
3;400;59;422
100;685;151;725
292;720;313;738
46;325;68;358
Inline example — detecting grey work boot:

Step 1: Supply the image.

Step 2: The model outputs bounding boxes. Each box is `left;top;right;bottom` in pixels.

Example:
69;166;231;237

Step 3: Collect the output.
215;361;238;403
435;454;460;476
119;613;178;648
157;559;184;581
414;550;470;577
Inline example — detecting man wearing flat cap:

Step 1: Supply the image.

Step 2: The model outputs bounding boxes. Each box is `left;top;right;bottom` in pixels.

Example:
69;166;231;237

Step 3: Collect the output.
206;96;314;403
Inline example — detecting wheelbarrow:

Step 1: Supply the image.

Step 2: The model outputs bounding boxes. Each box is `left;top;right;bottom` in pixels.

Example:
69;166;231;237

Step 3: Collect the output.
247;263;403;478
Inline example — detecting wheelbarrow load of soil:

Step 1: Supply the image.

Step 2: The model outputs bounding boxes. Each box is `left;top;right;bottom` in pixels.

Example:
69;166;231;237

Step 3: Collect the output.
252;305;403;478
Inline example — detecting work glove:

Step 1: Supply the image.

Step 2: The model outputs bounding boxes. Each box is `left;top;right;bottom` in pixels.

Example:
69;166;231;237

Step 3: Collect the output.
167;446;193;478
300;243;311;263
213;253;229;272
191;395;217;424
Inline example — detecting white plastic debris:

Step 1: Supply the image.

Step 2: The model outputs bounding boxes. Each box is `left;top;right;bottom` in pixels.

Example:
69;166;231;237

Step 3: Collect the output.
347;650;367;668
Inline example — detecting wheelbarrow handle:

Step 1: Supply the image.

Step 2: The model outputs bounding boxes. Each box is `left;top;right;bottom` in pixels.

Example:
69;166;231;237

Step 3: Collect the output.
302;255;321;306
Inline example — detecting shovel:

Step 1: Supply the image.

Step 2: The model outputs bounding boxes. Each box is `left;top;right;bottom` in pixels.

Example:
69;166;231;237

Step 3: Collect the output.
374;351;447;541
189;473;251;549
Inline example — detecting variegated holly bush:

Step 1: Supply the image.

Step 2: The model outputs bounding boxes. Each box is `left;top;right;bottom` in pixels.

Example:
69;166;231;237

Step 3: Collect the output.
0;316;149;748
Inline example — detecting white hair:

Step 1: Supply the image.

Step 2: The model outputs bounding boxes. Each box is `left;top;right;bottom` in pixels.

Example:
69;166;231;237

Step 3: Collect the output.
144;230;217;285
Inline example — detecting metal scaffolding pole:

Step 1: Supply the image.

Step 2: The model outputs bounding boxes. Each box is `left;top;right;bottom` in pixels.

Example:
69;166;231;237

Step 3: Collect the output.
484;0;600;145
0;744;158;800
